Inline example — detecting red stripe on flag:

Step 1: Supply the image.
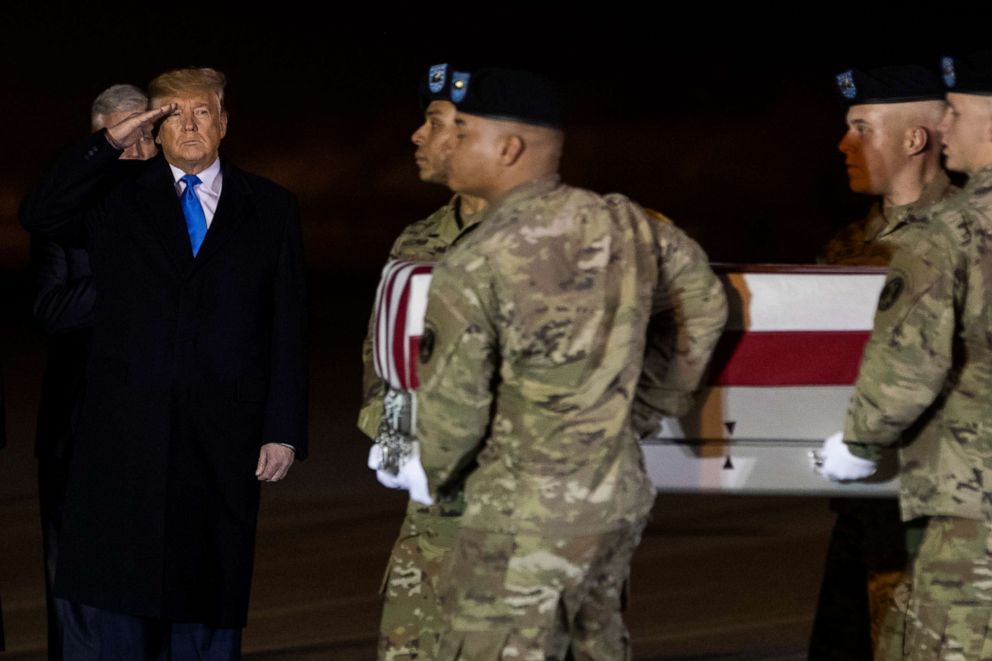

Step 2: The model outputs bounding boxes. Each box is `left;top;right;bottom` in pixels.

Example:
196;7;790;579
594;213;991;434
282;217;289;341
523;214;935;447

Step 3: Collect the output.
709;331;871;386
399;266;433;390
375;262;406;382
393;277;411;389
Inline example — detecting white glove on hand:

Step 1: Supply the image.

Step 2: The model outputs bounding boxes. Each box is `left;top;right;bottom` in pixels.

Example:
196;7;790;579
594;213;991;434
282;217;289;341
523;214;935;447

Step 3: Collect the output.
367;443;433;505
369;444;402;489
817;431;878;482
399;444;433;506
367;443;383;470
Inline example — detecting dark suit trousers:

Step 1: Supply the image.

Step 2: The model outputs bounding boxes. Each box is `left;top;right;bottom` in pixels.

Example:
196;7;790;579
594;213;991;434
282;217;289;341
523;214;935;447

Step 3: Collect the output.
39;456;71;660
58;600;240;661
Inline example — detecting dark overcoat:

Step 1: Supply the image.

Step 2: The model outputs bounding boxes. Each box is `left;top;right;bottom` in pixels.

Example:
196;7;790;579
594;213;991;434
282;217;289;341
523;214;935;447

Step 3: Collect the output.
21;131;309;628
32;238;94;460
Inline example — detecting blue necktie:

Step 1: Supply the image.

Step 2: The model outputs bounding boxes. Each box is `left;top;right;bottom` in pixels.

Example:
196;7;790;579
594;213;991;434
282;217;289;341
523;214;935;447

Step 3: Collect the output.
180;174;207;257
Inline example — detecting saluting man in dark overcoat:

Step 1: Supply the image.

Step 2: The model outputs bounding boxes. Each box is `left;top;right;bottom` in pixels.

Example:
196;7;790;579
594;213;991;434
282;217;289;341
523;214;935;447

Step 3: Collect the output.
21;67;308;659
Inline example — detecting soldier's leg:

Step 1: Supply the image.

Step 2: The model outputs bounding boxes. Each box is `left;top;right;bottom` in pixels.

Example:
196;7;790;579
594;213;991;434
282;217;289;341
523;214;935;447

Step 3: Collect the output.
437;528;600;660
379;503;461;661
894;517;992;661
874;569;912;661
861;499;911;647
808;504;873;661
415;509;461;659
567;522;645;661
873;518;927;660
378;511;421;660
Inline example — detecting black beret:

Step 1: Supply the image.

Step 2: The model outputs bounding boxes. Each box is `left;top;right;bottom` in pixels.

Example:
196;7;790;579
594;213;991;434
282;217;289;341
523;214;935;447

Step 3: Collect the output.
451;68;563;128
418;63;468;109
942;53;992;95
834;65;944;106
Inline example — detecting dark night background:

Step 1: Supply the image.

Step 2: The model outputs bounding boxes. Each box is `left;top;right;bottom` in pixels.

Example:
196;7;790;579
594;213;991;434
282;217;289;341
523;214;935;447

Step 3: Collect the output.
2;3;989;276
2;4;991;657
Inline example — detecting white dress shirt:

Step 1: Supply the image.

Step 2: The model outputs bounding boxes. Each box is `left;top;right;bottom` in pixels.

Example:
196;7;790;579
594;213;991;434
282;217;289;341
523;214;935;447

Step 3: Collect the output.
169;158;223;227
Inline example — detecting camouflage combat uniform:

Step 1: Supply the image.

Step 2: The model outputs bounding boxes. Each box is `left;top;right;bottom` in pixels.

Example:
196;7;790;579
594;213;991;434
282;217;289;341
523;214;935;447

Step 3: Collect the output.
416;177;727;659
811;172;955;661
844;167;992;660
822;171;955;266
359;196;481;661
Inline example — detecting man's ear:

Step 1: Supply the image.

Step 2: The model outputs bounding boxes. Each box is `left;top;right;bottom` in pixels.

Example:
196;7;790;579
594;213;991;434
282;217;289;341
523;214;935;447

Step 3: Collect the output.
905;126;929;156
500;134;525;166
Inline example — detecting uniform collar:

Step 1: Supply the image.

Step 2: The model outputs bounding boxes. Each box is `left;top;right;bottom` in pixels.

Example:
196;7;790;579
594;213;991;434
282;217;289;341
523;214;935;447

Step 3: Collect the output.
486;175;561;218
965;165;992;191
872;170;953;240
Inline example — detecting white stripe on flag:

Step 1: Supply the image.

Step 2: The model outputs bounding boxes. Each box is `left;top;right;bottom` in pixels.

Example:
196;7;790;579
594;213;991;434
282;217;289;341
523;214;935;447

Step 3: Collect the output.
651;386;854;442
727;273;886;331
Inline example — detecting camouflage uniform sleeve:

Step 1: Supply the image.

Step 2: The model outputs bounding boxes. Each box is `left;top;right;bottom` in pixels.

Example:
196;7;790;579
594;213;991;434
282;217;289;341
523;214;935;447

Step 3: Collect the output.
632;219;728;435
356;304;384;439
356;238;407;440
416;254;498;498
843;226;959;460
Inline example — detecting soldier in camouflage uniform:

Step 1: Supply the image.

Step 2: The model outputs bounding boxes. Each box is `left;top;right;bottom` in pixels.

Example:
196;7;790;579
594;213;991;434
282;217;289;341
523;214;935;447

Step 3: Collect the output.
819;52;992;660
358;63;486;661
811;65;953;661
823;66;954;267
414;69;728;659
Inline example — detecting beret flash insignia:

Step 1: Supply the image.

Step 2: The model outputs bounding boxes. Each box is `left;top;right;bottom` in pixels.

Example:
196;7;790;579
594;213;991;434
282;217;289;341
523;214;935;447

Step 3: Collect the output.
429;63;448;94
942;56;957;88
836;70;857;100
451;72;470;103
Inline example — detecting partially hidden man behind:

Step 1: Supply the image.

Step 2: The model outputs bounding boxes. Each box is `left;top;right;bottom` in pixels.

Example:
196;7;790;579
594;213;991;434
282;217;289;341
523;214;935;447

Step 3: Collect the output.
818;52;992;660
414;69;728;658
810;65;953;661
32;83;158;661
357;63;486;660
21;67;308;659
0;348;5;652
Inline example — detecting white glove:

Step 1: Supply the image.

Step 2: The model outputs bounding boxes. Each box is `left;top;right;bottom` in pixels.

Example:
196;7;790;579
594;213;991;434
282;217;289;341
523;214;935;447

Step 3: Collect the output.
816;431;878;482
367;443;433;505
398;445;433;506
367;443;383;470
368;444;403;489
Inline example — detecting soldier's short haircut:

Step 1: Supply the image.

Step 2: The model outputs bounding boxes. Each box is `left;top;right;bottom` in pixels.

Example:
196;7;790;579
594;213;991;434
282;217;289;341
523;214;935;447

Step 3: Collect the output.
148;67;227;110
914;100;948;132
91;84;149;131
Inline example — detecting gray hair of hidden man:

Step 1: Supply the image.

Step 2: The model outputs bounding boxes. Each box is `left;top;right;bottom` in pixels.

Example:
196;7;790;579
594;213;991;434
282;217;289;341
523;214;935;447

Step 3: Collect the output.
90;84;150;131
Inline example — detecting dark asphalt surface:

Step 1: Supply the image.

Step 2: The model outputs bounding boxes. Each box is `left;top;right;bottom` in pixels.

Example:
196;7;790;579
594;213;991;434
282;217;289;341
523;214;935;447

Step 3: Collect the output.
0;274;832;659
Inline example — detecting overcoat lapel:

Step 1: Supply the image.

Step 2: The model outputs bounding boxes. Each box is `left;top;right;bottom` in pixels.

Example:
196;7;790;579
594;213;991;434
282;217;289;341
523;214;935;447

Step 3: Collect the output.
192;160;250;270
136;156;194;277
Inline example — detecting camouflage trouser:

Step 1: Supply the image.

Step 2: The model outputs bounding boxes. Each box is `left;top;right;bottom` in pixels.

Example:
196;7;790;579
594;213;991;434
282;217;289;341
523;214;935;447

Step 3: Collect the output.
435;520;647;661
379;502;462;661
875;517;992;660
809;499;910;661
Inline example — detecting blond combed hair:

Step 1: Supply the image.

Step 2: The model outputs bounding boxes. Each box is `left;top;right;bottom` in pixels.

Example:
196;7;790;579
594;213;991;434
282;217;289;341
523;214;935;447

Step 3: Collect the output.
149;67;227;109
